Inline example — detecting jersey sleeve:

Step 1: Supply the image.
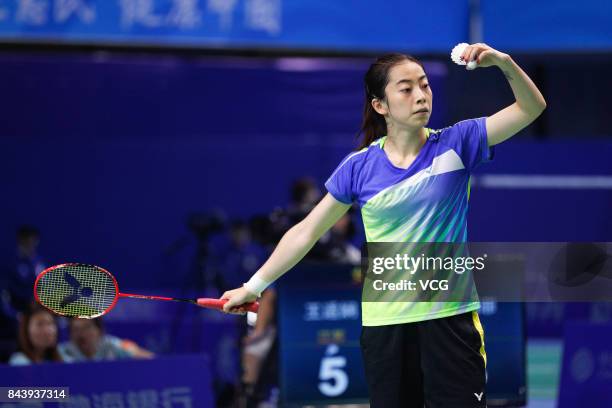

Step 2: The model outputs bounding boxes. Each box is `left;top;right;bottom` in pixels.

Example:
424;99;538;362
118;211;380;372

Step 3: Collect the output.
324;151;362;204
444;117;494;171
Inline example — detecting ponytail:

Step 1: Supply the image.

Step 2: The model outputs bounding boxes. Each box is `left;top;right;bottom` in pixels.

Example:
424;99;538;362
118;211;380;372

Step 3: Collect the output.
358;96;387;150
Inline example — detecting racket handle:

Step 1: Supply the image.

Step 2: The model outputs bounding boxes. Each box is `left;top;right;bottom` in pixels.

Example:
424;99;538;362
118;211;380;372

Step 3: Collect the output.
196;298;259;313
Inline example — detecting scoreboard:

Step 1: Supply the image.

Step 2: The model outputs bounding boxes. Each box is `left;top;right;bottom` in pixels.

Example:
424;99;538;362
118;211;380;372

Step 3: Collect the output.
277;262;526;407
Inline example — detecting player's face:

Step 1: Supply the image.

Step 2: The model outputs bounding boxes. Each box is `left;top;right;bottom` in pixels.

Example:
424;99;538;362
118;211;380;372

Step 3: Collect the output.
383;61;433;128
28;311;57;351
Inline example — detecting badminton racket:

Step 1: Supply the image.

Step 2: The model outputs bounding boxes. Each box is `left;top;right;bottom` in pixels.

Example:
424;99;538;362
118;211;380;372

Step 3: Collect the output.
34;263;259;319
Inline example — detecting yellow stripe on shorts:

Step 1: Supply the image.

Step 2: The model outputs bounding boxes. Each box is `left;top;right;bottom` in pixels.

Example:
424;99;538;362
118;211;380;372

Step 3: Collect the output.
472;311;487;367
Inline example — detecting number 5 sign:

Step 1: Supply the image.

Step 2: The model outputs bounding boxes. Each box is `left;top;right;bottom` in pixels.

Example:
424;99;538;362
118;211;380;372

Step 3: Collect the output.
318;345;349;397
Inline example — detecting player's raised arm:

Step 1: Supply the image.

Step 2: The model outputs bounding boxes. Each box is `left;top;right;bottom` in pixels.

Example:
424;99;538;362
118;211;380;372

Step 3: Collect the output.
459;43;547;146
221;193;351;313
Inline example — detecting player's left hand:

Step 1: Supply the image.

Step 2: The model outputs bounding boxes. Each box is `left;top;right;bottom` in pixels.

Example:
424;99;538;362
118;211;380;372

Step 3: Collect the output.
461;43;510;68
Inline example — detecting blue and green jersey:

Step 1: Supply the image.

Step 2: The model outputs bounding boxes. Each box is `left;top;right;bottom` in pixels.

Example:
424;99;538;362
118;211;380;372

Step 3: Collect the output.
325;118;494;326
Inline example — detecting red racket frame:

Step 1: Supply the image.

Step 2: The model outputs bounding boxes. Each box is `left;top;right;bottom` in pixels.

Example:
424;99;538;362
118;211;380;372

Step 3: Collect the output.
34;263;259;317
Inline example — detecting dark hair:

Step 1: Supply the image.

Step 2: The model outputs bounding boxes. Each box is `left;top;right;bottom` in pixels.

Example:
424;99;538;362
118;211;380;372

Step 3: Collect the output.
69;316;105;333
17;225;39;242
357;53;424;150
290;177;318;205
17;302;62;363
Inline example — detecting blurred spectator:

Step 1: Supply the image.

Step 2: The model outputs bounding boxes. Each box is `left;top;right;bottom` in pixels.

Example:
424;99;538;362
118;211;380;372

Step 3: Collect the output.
59;318;153;362
238;178;354;407
209;221;268;291
186;210;228;297
8;302;62;365
240;287;278;408
0;311;16;363
236;177;359;406
288;177;322;216
7;226;46;314
271;178;361;264
267;178;323;241
249;214;278;251
322;209;361;265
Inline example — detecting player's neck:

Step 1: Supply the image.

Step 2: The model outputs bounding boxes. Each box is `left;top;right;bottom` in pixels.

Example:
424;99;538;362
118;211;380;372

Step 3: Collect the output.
385;126;426;157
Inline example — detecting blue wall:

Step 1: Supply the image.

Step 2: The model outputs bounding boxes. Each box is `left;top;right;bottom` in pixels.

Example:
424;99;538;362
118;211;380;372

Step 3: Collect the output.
1;53;450;286
2;53;610;290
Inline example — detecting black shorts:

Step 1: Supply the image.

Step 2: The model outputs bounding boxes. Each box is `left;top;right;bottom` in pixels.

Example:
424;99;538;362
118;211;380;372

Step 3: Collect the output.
360;311;487;408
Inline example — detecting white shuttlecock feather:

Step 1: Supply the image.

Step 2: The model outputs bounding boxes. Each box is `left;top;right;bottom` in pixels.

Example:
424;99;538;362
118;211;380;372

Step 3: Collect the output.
451;43;478;70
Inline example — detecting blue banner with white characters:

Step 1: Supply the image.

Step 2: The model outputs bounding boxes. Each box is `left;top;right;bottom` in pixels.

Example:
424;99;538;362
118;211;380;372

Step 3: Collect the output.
558;322;612;407
0;0;468;52
0;355;214;407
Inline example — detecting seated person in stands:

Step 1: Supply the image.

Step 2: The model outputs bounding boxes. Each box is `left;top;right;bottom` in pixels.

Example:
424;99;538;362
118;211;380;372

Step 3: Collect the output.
59;318;153;361
241;286;278;405
9;302;63;365
7;226;47;315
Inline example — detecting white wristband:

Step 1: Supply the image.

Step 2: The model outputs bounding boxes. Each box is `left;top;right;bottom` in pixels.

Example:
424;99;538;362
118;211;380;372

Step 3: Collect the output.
243;274;270;297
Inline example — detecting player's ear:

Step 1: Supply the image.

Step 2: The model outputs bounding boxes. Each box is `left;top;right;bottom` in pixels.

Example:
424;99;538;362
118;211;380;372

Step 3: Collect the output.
371;98;388;116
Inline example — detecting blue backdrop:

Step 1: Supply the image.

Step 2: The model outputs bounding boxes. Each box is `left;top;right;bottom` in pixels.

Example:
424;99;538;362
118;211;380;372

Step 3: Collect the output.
1;53;451;287
1;53;610;294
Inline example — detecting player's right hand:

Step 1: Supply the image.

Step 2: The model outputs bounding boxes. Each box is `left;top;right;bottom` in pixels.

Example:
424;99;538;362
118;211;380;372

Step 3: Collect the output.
220;287;258;314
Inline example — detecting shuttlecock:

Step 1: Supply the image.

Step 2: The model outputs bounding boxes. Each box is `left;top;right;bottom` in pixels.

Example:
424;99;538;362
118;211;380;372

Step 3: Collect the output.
451;43;478;70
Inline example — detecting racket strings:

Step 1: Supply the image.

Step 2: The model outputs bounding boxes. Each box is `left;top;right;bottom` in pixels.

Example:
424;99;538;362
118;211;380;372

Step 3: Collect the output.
36;264;117;318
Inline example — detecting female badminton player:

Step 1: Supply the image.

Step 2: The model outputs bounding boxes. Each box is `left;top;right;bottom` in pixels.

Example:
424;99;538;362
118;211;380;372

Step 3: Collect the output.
221;43;546;407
